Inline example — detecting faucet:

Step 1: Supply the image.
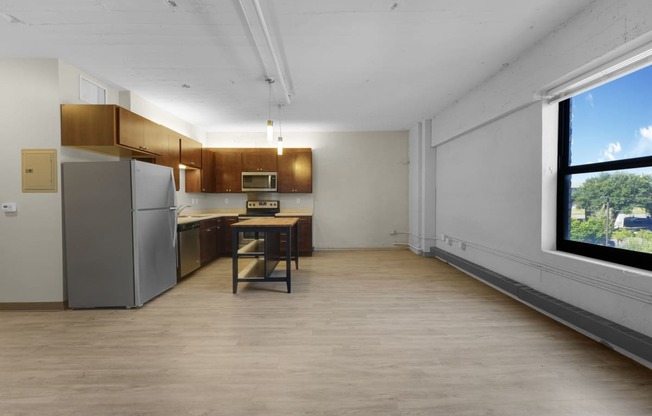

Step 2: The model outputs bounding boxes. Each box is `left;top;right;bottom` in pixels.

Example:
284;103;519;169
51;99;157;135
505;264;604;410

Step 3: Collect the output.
176;204;192;216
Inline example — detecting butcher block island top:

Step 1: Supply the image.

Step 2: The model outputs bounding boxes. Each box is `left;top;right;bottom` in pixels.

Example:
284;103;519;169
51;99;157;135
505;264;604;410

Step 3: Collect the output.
231;217;300;293
232;217;299;228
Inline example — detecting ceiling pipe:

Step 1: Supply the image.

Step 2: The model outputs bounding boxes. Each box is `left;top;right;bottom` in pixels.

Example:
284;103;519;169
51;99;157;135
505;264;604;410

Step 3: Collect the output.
238;0;293;105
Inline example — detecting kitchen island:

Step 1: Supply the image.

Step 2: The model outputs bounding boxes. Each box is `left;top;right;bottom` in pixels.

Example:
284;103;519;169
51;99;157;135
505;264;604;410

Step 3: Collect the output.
231;217;299;294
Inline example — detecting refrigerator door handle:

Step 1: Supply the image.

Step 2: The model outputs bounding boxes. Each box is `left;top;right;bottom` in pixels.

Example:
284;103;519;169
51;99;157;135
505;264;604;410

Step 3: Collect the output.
169;209;177;249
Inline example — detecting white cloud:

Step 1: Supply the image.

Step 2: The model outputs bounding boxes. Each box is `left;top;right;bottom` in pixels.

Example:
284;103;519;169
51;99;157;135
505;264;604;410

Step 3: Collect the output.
640;125;652;141
585;93;594;107
600;141;622;161
628;125;652;158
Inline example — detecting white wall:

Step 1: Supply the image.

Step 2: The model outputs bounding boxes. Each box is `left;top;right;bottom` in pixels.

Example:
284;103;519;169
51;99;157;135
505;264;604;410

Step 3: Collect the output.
427;0;652;338
205;131;409;249
0;60;65;302
0;59;204;304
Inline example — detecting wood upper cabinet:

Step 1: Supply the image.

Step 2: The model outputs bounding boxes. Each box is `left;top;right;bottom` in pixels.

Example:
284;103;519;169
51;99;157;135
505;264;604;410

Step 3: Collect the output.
186;148;215;193
61;104;163;157
143;119;166;156
277;148;312;193
241;149;277;172
155;127;180;191
180;136;202;168
116;107;164;156
61;104;116;147
214;150;242;193
200;149;215;193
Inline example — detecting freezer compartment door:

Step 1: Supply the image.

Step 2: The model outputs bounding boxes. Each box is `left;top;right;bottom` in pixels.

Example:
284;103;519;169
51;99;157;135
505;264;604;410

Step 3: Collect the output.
132;160;176;210
134;209;177;305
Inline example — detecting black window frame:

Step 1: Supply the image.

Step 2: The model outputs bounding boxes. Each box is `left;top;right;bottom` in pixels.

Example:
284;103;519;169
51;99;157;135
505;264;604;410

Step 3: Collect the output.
557;99;652;271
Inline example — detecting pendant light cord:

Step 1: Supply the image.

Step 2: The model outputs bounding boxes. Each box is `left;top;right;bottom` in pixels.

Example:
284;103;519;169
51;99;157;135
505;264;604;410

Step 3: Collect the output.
266;77;274;120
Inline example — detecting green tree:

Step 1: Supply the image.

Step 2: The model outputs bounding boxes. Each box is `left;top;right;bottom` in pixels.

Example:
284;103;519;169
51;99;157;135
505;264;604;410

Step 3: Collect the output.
573;173;652;216
570;217;607;244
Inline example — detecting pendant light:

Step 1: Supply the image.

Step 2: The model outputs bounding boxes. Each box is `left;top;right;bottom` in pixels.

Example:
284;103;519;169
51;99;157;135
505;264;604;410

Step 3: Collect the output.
277;104;284;156
266;77;274;142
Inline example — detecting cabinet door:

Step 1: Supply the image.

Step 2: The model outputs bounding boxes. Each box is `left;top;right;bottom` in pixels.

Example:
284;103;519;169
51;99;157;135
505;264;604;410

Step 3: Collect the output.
180;136;202;168
242;150;277;172
61;104;116;147
279;216;313;257
155;128;180;191
297;216;313;256
200;219;218;265
221;216;238;256
117;107;145;151
143;119;164;156
278;149;312;193
201;149;215;193
215;150;242;193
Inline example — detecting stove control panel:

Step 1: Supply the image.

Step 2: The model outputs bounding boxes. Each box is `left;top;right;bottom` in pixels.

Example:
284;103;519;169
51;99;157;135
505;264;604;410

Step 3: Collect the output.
247;200;279;209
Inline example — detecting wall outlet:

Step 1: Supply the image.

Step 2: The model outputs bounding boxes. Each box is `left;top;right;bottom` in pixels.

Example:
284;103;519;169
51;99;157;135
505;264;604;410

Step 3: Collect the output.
225;198;229;205
460;242;466;250
296;197;301;204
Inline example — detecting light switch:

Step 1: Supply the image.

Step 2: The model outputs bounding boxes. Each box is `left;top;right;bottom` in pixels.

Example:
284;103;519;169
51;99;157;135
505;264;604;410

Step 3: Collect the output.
22;149;57;193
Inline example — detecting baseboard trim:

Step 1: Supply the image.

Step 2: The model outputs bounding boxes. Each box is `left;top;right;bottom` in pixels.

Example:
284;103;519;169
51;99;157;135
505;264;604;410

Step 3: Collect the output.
432;247;652;369
0;301;68;311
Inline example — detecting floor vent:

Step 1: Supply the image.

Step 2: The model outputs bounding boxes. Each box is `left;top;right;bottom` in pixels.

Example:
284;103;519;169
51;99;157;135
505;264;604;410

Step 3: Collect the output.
431;247;652;367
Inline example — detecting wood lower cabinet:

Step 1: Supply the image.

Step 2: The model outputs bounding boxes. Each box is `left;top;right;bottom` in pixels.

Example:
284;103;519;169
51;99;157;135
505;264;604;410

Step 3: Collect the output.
221;216;238;256
277;149;312;193
241;149;277;172
280;216;313;256
215;150;242;193
199;218;219;265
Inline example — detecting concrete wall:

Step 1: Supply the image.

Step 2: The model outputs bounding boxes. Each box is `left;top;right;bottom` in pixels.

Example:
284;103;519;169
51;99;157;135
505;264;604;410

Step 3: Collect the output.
426;0;652;338
204;131;409;249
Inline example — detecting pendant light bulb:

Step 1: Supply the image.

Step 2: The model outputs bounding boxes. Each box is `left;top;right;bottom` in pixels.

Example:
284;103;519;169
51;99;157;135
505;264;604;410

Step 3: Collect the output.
277;136;283;155
266;119;273;142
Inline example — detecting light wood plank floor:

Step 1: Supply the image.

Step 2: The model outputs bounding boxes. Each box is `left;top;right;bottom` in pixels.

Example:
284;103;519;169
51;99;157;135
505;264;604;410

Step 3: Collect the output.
1;250;651;415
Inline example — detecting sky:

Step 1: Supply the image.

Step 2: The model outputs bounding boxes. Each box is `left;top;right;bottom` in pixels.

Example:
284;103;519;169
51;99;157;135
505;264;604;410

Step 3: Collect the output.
569;64;652;186
571;64;652;166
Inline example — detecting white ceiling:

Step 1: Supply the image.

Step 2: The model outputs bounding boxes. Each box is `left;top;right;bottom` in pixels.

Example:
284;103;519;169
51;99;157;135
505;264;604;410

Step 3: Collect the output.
0;0;594;133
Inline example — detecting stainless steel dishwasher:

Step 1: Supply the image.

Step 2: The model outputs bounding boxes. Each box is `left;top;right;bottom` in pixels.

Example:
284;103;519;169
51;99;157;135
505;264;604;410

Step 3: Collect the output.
177;222;201;278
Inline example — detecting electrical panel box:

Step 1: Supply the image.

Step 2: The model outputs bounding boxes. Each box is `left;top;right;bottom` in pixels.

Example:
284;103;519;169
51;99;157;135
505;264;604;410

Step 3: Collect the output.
22;149;58;192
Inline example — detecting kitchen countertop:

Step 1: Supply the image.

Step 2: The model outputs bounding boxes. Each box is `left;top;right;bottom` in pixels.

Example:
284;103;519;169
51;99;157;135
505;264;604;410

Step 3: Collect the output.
177;211;244;225
177;209;313;225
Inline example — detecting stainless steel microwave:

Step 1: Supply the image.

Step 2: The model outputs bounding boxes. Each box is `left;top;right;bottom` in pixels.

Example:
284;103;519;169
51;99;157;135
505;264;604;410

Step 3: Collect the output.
241;172;277;192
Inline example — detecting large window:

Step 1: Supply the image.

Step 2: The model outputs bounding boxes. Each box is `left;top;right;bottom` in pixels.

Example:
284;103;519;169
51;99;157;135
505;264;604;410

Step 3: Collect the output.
557;64;652;271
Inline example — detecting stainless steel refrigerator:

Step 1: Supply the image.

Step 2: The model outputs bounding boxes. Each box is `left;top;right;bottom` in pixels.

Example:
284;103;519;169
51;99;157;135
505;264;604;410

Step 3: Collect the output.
63;160;177;308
